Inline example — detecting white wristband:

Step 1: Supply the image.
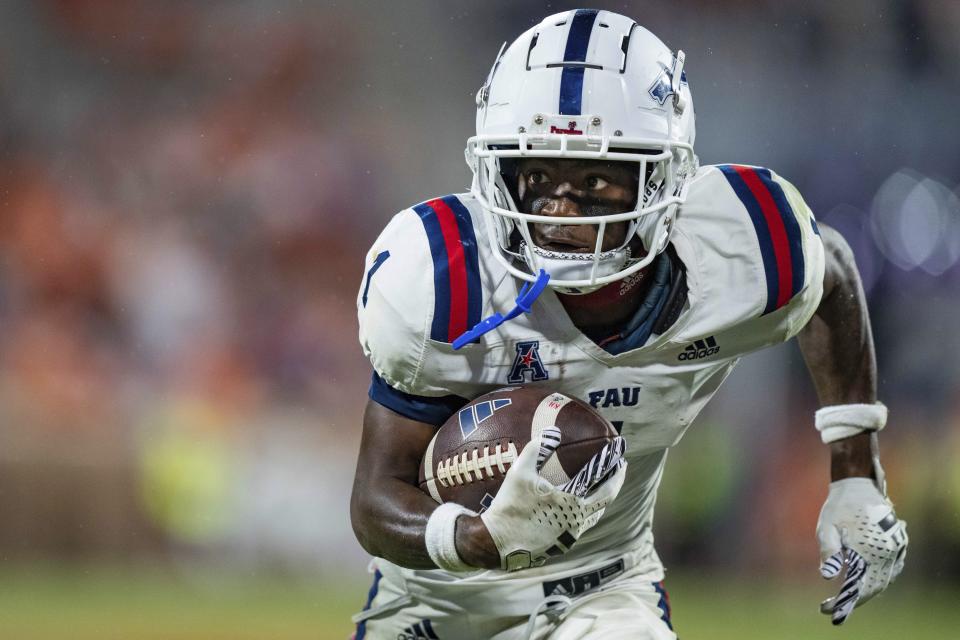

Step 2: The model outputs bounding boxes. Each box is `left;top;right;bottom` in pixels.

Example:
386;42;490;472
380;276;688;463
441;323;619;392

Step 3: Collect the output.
424;502;477;572
814;402;888;444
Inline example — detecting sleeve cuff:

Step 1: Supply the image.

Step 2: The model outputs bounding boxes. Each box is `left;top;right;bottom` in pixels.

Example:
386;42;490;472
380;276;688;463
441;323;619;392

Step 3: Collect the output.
368;372;467;426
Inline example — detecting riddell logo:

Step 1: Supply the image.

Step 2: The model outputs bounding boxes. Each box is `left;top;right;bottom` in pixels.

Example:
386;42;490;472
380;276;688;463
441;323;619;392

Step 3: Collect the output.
678;336;720;361
550;120;583;135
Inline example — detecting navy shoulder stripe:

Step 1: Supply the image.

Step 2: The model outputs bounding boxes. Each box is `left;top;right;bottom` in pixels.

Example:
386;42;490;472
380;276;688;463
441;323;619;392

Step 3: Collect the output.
718;165;805;315
411;195;482;343
558;9;598;115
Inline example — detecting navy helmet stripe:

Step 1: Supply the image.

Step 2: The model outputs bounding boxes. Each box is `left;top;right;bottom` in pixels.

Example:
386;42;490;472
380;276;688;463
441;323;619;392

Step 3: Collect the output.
443;195;483;333
413;201;452;340
558;9;598;115
559;67;586;115
718;165;780;314
756;168;805;296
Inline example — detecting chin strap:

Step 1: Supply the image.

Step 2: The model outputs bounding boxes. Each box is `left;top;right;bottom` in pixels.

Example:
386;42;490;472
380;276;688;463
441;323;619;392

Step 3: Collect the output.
452;270;551;350
671;50;687;114
596;252;674;354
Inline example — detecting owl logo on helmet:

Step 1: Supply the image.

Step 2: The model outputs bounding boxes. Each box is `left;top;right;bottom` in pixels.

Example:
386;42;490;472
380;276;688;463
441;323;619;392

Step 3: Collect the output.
466;9;698;292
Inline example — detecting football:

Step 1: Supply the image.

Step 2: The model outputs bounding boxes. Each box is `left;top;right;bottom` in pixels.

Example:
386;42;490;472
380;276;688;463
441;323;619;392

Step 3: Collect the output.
418;386;619;513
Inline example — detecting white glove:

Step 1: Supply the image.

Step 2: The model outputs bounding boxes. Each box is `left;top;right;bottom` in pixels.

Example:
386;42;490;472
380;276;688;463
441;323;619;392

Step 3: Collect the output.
817;477;908;625
480;427;627;572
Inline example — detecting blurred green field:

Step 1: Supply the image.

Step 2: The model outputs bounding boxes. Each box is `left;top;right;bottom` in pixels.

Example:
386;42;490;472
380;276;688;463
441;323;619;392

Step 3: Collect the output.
0;564;955;639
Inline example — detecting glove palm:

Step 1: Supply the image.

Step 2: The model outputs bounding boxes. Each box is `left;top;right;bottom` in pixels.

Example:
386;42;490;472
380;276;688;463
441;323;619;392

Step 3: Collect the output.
480;427;627;572
817;477;908;625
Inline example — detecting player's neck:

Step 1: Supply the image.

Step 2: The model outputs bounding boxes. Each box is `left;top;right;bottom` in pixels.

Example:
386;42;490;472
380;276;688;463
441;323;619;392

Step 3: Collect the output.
555;268;653;338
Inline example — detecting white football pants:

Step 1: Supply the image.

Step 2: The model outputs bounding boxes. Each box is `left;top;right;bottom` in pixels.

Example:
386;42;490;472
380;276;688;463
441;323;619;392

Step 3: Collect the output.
351;553;676;640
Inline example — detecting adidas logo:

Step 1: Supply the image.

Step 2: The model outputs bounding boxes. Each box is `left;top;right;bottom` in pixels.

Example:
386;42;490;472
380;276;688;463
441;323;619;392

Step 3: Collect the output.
678;336;719;361
397;619;439;640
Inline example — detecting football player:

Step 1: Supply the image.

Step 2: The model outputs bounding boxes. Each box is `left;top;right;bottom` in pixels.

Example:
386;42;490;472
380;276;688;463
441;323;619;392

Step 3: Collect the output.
351;9;907;640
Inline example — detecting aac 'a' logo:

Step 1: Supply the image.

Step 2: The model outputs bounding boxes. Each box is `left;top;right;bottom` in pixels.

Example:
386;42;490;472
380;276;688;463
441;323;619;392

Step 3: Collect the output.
458;398;512;439
507;340;549;384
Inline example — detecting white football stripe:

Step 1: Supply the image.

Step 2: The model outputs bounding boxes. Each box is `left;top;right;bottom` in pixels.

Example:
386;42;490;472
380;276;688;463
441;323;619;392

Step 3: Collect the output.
531;392;573;485
422;433;443;503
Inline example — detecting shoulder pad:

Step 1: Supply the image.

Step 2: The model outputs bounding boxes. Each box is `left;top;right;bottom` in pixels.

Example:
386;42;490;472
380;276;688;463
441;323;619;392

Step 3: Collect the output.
713;164;821;316
358;194;484;394
670;165;825;354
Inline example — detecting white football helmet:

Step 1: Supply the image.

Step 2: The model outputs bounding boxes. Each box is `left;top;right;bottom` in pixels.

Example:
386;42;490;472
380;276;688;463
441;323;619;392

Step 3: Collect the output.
466;9;698;291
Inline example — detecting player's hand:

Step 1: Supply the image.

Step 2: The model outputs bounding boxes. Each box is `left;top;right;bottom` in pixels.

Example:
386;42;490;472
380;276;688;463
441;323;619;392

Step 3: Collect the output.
480;427;627;572
816;477;908;625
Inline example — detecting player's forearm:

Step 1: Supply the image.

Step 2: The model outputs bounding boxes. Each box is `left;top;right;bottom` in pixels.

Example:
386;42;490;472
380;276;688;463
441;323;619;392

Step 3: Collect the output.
798;226;876;406
350;481;499;570
350;475;443;568
350;400;442;569
797;225;877;480
826;432;874;481
350;400;500;570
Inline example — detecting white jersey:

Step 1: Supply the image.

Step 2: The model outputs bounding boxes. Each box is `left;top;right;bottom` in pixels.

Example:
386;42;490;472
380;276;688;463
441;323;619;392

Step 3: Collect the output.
357;164;825;588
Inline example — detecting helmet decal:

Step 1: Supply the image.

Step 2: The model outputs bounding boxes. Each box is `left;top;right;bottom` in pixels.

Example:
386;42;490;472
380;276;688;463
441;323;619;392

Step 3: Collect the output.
649;66;689;106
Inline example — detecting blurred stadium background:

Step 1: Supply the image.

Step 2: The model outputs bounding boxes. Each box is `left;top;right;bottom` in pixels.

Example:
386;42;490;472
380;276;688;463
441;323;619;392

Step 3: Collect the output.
0;1;958;638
